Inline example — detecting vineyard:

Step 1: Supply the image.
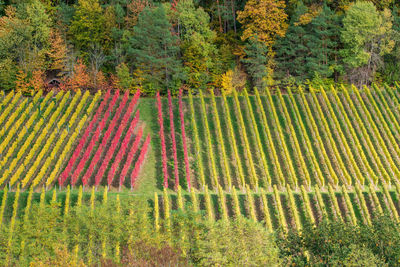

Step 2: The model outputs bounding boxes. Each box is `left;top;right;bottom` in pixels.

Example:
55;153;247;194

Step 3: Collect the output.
1;84;400;263
0;89;149;191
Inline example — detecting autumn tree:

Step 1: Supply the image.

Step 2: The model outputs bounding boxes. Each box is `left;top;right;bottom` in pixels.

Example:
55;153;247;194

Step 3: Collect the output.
47;29;67;73
172;0;216;90
69;0;106;60
60;59;91;91
237;0;288;47
125;0;151;28
341;2;397;86
15;69;44;95
114;62;133;92
0;1;51;91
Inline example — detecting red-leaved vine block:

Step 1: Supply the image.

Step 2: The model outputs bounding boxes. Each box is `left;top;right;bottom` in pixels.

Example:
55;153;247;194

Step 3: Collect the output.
119;127;143;187
72;90;123;186
59;90;111;186
107;111;139;187
130;134;151;189
106;91;141;186
157;92;169;188
104;110;140;186
168;90;179;189
84;91;130;186
179;88;191;190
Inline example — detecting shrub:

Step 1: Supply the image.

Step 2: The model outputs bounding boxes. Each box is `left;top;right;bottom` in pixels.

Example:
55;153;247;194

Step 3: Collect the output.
196;218;281;266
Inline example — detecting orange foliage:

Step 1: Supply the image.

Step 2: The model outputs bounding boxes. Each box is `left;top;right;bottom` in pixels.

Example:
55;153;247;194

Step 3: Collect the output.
125;0;151;28
59;59;91;91
93;70;109;91
15;70;27;93
30;69;45;92
48;29;67;72
15;69;44;95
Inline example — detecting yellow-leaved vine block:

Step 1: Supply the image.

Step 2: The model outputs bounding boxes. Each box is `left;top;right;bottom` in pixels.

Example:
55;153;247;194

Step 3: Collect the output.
211;90;232;189
244;88;270;188
188;89;206;188
233;89;258;188
199;90;219;189
265;88;297;188
222;90;246;189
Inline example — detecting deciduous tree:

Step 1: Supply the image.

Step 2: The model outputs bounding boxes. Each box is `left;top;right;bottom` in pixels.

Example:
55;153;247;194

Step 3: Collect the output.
237;0;288;47
341;2;397;86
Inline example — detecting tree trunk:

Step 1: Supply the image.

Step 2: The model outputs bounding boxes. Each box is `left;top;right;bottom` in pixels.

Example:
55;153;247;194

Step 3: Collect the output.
231;0;237;33
216;0;223;33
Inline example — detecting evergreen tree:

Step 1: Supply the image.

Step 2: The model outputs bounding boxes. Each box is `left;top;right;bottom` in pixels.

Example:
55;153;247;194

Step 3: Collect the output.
274;3;308;84
275;3;339;85
241;37;269;89
305;4;339;80
126;5;184;94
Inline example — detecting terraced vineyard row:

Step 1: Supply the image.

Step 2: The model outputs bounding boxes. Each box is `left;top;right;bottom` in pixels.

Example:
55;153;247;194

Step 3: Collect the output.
158;85;400;192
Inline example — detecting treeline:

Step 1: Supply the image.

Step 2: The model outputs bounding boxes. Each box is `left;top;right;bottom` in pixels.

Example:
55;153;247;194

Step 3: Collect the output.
0;0;399;95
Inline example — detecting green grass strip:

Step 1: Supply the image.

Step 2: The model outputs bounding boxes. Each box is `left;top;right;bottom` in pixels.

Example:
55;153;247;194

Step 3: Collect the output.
300;185;315;225
163;188;171;234
368;184;383;215
6;184;20;264
218;185;228;221
328;184;343;222
342;185;357;226
204;185;214;222
246;185;257;222
382;182;399;222
314;185;328;219
0;186;8;228
232;187;242;219
260;188;273;232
